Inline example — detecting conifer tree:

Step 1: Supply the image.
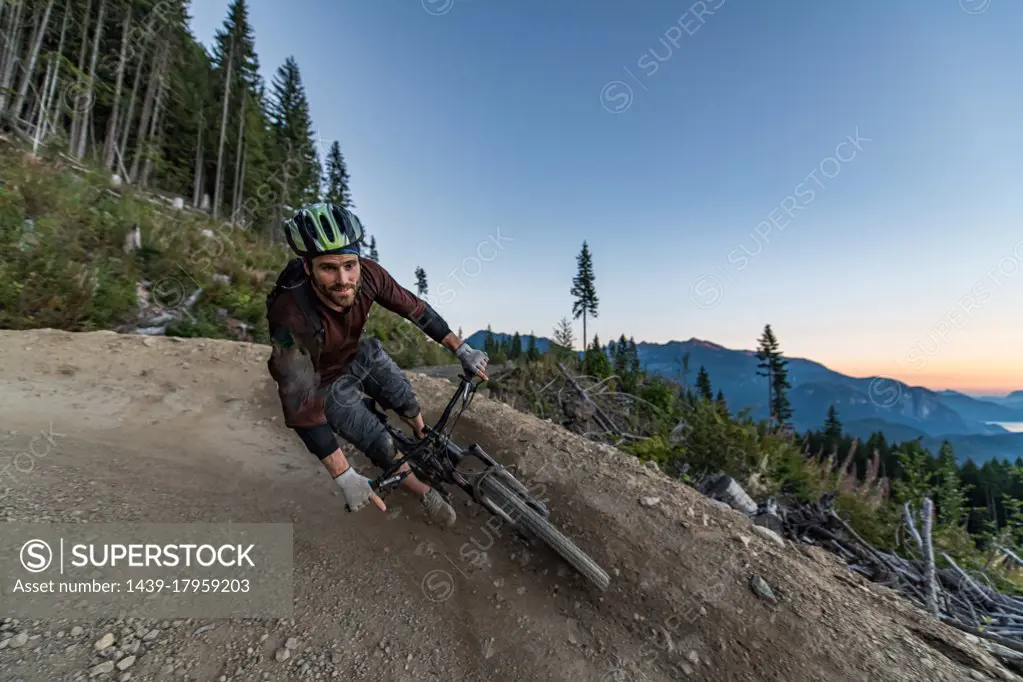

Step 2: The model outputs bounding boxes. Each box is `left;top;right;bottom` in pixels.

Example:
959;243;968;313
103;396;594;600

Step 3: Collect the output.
935;440;969;529
570;241;598;351
323;140;353;207
269;55;321;209
584;333;612;379
510;332;522;359
484;324;495;355
526;333;540;362
679;355;695;392
553;317;575;350
822;405;843;454
891;441;935;507
755;324;793;427
628;336;640;375
414;267;428;297
613;333;629;378
696;365;713;401
715;389;728;412
210;0;270;223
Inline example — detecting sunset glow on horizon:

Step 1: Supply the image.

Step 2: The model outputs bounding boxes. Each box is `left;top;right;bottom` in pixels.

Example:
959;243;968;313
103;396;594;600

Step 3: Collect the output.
825;360;1023;397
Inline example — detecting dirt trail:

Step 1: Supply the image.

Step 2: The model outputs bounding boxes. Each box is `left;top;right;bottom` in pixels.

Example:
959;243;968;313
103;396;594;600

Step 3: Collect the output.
0;329;1019;682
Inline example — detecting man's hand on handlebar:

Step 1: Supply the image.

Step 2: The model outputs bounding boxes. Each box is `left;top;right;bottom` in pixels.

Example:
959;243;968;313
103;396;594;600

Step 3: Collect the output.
334;466;387;513
455;341;489;381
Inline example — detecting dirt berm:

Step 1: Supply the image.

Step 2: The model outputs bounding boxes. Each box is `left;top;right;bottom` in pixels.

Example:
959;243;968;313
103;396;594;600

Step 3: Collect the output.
0;329;1019;682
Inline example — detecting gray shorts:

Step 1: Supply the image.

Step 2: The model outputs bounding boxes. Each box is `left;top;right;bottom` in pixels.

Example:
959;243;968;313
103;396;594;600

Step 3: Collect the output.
323;337;420;470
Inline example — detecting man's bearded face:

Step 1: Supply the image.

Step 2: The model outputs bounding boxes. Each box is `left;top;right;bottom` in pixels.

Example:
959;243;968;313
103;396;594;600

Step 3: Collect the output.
308;254;361;308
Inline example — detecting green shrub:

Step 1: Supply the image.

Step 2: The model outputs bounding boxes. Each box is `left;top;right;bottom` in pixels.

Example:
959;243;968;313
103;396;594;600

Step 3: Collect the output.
1;147;460;367
834;494;899;551
622;435;688;478
83;261;138;329
165;314;229;339
675;398;762;480
764;439;820;502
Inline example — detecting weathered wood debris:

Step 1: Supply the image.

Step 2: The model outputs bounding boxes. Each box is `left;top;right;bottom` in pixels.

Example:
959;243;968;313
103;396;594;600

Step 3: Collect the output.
492;364;664;445
701;479;1023;671
453;361;1023;672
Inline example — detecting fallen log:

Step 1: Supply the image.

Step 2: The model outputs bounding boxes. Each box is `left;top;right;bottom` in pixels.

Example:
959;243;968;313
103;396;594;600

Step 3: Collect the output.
700;474;757;515
1000;546;1023;569
939;616;1023;657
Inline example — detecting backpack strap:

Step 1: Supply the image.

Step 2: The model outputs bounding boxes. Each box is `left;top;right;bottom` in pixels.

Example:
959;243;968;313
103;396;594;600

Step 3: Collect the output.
293;280;325;346
267;259;325;351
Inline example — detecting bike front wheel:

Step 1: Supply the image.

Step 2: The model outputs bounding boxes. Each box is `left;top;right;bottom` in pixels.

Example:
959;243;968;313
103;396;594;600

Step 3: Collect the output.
478;475;611;591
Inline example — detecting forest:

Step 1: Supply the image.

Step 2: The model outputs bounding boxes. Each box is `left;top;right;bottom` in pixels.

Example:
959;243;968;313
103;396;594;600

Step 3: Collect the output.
0;0;340;234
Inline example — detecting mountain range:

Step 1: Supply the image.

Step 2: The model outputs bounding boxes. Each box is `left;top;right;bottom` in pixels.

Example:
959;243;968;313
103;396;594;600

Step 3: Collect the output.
466;330;1023;463
975;390;1023;409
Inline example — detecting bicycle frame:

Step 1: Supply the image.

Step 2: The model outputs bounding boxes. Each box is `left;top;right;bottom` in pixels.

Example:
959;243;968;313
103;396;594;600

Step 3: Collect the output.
368;372;548;517
361;371;611;591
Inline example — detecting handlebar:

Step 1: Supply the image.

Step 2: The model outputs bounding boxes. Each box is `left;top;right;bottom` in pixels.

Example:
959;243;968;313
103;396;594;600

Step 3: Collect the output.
369;371;483;493
434;372;480;434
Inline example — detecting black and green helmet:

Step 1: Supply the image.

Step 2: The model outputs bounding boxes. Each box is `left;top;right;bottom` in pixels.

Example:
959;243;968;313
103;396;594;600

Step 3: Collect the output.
284;203;365;257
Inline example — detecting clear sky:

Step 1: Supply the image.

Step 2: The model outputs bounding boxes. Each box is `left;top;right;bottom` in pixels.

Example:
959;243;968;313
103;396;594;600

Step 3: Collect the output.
188;0;1023;396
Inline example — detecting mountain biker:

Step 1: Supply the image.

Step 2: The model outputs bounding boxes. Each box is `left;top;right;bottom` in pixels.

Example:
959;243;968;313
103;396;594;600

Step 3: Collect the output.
266;202;489;527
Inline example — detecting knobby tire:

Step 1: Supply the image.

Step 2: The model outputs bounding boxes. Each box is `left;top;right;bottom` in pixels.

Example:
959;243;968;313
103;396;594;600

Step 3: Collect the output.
478;475;610;591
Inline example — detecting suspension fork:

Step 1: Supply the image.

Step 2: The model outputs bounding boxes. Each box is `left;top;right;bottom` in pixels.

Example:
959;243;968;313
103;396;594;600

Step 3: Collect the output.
453;441;547;516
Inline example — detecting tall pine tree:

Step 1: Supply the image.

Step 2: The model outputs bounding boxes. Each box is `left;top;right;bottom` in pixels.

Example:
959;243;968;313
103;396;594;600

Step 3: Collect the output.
755;324;793;428
323;140;353;207
269;56;321;211
209;0;271;225
823;405;843;450
696;366;713;401
570;241;598;351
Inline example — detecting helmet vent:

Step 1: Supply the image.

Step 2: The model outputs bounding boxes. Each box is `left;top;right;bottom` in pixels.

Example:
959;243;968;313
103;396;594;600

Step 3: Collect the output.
317;213;335;241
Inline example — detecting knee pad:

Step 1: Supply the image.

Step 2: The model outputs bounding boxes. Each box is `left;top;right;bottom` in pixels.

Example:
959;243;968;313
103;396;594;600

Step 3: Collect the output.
364;429;396;470
395;394;421;420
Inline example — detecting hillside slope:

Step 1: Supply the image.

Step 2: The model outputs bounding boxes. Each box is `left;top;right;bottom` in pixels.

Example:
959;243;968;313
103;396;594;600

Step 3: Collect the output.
0;329;1018;681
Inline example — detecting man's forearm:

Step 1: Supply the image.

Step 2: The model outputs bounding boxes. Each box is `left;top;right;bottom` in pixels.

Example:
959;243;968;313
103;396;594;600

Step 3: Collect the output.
322;449;350;478
441;332;463;354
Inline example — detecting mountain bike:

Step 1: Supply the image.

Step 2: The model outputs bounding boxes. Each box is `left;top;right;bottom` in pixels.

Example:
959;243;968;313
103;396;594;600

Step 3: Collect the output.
365;372;611;591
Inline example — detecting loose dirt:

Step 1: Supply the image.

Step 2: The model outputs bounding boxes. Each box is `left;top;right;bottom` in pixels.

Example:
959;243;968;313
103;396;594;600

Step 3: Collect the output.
0;329;1018;681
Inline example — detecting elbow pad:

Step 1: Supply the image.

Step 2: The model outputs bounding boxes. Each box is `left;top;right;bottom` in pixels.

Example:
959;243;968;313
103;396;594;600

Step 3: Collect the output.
411;303;452;344
295;423;340;460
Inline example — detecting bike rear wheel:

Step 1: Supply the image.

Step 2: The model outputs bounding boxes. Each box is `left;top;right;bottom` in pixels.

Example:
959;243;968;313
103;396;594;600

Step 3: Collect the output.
479;475;611;591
